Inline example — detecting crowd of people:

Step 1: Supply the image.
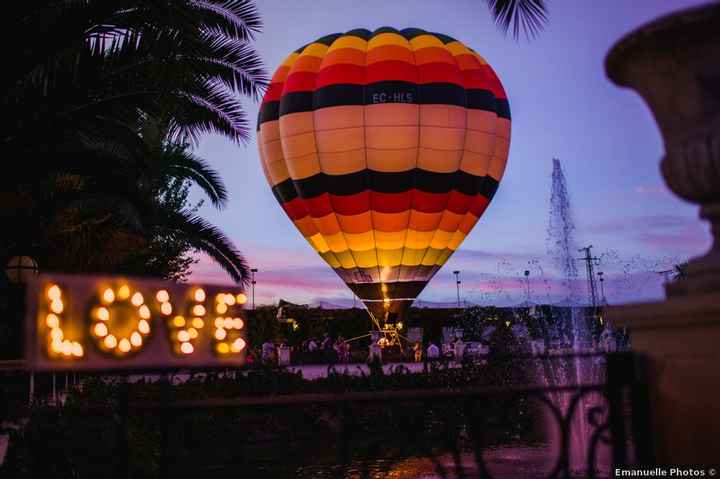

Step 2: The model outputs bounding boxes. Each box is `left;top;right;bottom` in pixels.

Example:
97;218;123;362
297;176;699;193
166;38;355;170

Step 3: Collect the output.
243;333;467;368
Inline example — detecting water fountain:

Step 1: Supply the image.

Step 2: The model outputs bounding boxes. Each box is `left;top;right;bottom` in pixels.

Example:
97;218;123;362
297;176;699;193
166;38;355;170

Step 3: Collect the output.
533;158;611;476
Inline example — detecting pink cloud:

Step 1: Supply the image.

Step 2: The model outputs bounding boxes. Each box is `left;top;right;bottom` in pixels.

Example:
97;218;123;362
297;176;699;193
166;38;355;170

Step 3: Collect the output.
587;215;711;254
633;184;669;195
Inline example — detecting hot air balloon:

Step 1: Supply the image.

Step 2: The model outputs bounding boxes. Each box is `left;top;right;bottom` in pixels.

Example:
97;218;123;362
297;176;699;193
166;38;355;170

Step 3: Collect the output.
257;27;510;329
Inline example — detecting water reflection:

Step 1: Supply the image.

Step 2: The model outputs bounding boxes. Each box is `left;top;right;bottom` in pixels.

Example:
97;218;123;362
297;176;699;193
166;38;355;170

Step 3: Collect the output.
255;445;587;479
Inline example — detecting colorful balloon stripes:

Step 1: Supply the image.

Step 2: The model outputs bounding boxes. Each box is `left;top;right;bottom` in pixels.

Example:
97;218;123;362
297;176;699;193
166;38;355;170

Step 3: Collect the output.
257;27;511;320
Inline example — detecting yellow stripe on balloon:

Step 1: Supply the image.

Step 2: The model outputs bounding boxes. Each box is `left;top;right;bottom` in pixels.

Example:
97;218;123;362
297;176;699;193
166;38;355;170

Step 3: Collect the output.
368;32;409;50
409;34;445;50
326;35;367;53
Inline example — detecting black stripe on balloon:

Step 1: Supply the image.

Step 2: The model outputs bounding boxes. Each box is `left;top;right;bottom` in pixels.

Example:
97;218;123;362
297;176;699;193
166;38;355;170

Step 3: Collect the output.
276;82;501;118
279;91;315;116
271;169;499;202
346;281;428;301
400;28;428;40
344;28;372;40
496;99;511;120
258;101;280;126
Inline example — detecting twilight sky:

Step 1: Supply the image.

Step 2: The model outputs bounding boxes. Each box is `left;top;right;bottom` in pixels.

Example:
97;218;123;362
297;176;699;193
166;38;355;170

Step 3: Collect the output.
189;0;711;307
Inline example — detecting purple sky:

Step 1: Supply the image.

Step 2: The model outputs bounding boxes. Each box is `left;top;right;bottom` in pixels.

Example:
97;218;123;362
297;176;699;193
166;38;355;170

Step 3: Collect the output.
189;0;711;307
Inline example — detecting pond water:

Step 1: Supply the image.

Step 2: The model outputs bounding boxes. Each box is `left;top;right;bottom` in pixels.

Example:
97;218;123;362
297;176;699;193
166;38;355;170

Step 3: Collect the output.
245;444;605;479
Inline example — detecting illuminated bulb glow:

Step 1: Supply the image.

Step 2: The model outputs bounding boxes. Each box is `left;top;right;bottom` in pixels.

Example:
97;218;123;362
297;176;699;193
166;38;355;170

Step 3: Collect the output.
118;338;131;353
94;323;108;337
131;292;144;307
231;338;246;353
61;340;73;356
194;288;206;302
92;285;150;356
177;330;190;342
188;328;198;339
192;305;206;316
46;314;59;329
51;328;63;342
118;285;131;300
96;307;109;321
173;316;186;327
51;339;63;354
102;288;115;304
224;294;236;306
235;293;247;305
214;318;224;328
47;285;62;301
180;342;194;354
160;302;172;315
216;303;228;314
138;320;150;334
216;343;230;354
50;299;64;314
232;318;244;329
192;318;204;329
215;328;227;340
72;342;84;357
104;335;117;349
156;290;170;303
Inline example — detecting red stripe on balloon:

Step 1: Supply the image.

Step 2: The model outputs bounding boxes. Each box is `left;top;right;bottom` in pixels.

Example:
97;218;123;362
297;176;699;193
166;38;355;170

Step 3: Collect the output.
479;65;506;99
469;195;490;217
329;191;370;216
305;193;334;217
365;60;418;84
412;190;448;213
263;82;285;103
282;197;308;221
445;190;474;215
417;62;463;85
283;72;318;94
371;191;412;214
316;63;365;88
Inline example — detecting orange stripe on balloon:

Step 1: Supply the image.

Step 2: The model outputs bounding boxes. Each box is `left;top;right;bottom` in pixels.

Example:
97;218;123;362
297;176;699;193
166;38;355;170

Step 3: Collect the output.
366;44;414;65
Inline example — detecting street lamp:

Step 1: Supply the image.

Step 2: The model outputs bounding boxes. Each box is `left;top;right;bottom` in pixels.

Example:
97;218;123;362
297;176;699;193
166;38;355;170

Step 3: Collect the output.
597;271;607;304
524;270;531;304
453;270;461;308
5;256;38;283
250;268;258;310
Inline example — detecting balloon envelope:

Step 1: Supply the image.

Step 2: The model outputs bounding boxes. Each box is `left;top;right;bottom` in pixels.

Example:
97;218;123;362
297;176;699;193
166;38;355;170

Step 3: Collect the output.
257;27;511;321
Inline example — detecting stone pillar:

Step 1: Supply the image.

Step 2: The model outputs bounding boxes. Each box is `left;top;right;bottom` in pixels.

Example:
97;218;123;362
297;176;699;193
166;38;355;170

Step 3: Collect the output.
605;3;720;465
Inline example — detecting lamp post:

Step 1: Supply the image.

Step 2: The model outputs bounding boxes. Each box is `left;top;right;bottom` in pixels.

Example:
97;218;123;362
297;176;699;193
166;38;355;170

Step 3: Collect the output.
524;270;531;303
250;268;258;310
453;270;461;308
5;256;39;283
598;271;607;304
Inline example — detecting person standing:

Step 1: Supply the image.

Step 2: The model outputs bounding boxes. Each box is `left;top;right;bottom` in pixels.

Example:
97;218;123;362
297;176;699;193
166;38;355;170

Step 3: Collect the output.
413;342;422;363
426;342;440;360
261;339;275;364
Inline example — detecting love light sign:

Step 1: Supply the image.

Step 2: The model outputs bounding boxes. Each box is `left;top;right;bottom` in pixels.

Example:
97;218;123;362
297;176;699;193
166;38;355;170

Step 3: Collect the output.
24;274;248;371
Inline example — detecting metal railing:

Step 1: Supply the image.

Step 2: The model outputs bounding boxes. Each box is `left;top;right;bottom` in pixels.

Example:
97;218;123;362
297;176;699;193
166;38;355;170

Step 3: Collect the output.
0;352;654;479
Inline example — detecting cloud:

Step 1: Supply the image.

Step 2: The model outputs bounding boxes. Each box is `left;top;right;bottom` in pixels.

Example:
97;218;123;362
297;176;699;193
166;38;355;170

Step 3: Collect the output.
633;184;669;195
188;229;691;307
587;214;711;254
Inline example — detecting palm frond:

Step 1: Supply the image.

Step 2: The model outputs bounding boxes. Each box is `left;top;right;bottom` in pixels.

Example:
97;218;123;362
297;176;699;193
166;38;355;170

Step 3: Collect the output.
162;145;229;208
162;211;250;285
486;0;548;39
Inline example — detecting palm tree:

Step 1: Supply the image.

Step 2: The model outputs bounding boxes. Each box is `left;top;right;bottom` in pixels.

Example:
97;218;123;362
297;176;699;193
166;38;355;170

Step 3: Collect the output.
1;1;268;285
486;0;548;39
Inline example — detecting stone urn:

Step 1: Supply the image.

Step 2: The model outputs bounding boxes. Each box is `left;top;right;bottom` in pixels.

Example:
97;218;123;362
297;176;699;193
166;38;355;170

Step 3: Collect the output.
606;2;720;296
605;3;720;465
